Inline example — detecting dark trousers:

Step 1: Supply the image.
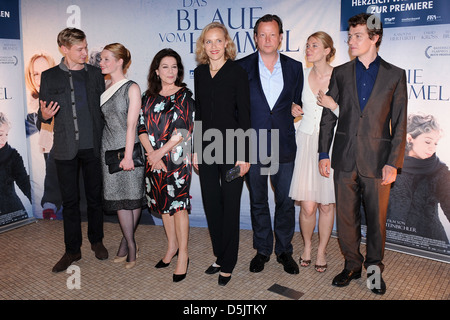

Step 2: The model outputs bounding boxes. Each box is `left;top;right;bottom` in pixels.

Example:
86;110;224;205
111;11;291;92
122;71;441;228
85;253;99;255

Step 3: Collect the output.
334;169;391;272
42;150;62;208
198;162;244;274
246;161;295;256
55;148;104;254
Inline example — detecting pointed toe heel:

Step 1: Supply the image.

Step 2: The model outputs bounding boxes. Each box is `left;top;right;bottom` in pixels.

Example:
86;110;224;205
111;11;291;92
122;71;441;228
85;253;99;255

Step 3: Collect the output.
173;259;189;283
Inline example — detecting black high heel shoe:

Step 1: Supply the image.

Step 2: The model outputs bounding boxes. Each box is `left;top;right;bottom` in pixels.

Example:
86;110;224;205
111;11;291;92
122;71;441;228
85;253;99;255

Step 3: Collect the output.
155;249;178;268
173;259;189;283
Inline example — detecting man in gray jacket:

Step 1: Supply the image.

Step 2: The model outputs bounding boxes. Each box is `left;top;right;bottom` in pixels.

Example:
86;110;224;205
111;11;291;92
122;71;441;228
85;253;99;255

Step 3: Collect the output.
39;28;107;272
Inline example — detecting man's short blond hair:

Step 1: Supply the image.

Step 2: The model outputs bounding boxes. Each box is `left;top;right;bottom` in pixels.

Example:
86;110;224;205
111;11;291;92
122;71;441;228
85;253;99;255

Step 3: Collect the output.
57;28;86;48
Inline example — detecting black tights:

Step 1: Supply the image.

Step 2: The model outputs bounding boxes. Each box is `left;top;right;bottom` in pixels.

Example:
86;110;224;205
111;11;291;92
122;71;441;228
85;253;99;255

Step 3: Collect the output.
117;208;141;262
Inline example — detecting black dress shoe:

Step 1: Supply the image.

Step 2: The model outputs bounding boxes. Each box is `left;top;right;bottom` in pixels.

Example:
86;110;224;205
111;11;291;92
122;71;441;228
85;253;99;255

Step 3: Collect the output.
91;242;108;260
249;253;270;273
205;264;221;274
332;269;362;287
276;252;299;274
52;252;82;273
367;272;387;295
218;274;231;286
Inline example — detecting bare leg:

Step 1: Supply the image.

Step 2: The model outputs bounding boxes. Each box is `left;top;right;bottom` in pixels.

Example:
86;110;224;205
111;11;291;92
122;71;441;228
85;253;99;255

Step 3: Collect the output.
299;201;318;265
173;209;189;275
161;213;179;263
316;203;335;271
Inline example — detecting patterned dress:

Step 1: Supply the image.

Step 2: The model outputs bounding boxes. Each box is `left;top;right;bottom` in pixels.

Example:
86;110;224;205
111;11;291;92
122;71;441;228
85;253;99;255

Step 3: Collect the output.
138;87;195;215
100;79;145;211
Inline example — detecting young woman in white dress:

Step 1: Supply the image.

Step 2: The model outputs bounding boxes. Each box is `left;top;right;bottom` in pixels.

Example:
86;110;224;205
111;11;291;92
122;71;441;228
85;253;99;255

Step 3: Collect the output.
290;32;339;273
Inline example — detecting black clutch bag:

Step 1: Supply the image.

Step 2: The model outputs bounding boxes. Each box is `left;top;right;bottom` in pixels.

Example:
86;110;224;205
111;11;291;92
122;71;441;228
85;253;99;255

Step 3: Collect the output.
225;165;241;182
105;142;144;174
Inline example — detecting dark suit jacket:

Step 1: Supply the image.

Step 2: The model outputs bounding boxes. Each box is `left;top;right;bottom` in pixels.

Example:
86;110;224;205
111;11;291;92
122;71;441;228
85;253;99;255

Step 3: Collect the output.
318;57;408;178
38;61;105;160
236;52;303;163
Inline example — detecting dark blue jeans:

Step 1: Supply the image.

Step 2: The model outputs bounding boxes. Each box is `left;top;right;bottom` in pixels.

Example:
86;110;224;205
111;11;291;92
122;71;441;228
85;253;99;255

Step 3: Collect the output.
55;149;104;254
246;161;295;256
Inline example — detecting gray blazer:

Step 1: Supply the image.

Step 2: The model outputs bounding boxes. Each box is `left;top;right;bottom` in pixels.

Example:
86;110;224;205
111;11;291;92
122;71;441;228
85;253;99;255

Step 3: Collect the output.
318;57;408;178
38;60;105;160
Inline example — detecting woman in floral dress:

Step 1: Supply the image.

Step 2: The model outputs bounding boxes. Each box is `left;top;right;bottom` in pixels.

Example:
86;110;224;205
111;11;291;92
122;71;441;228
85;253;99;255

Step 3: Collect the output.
138;48;194;282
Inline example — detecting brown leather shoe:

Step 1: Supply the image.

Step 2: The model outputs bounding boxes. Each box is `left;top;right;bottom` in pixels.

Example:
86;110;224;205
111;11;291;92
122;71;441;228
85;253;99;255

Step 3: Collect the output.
91;242;108;260
52;252;81;273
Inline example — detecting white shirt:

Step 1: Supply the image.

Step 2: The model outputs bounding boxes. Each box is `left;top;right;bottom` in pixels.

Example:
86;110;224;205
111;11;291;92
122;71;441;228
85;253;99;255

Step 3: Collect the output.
258;51;283;110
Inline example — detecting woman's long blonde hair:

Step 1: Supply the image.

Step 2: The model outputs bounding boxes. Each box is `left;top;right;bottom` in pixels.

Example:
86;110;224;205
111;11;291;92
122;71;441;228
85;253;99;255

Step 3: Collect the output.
195;22;237;65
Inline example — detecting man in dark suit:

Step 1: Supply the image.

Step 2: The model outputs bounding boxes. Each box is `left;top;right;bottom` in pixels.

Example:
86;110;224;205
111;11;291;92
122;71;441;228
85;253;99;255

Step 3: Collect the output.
38;28;107;272
237;14;303;274
318;13;407;294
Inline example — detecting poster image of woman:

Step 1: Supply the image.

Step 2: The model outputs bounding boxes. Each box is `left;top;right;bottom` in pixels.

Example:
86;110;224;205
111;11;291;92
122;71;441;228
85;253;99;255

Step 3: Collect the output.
387;113;450;255
24;51;62;220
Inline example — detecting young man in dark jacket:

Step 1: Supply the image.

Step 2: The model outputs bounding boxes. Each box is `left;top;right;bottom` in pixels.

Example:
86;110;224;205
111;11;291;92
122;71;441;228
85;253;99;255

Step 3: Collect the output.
39;28;107;272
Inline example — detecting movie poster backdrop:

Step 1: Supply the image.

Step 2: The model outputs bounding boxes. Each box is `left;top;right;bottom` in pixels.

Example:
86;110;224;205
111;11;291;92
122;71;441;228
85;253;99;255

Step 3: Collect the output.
19;0;449;261
0;0;34;231
20;0;341;229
